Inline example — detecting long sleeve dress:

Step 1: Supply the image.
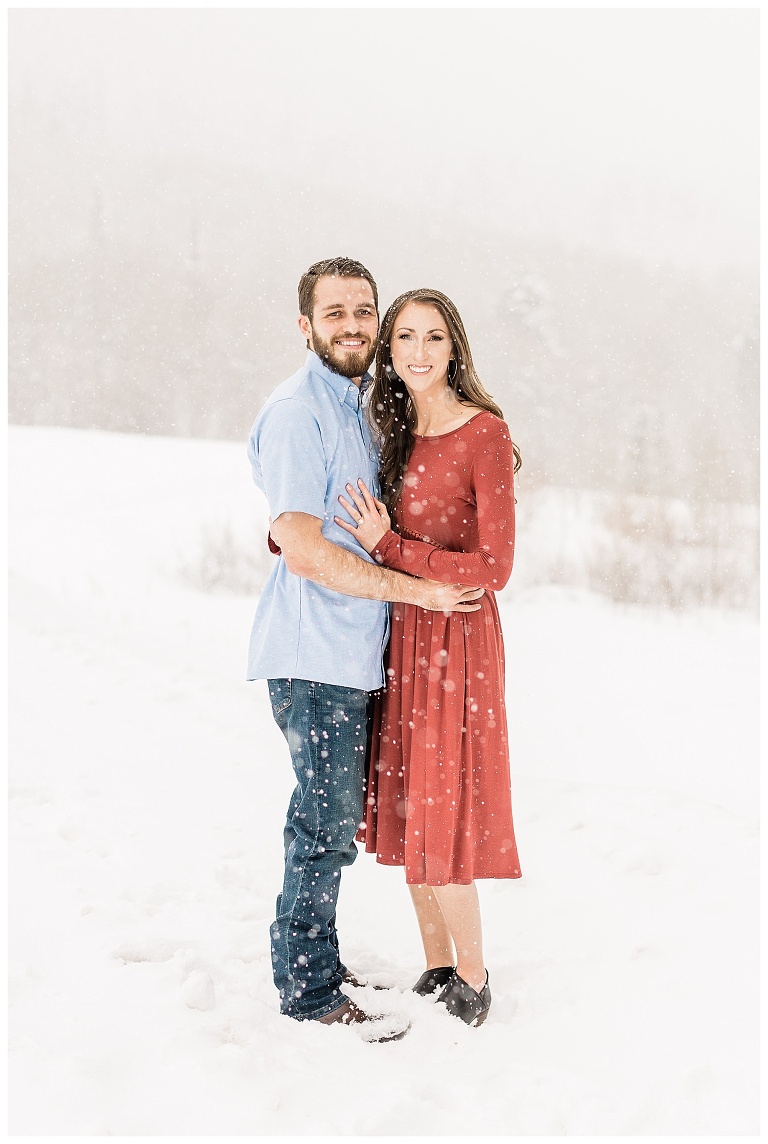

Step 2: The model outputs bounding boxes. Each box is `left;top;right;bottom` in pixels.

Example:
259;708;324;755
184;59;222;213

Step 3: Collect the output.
360;410;522;886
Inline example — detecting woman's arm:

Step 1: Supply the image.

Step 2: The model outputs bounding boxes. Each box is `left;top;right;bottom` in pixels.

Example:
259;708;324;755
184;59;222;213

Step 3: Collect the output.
272;511;485;611
346;428;516;591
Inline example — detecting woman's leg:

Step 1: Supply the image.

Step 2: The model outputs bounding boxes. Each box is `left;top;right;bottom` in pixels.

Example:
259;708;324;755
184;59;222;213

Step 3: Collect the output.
431;882;486;993
409;884;455;968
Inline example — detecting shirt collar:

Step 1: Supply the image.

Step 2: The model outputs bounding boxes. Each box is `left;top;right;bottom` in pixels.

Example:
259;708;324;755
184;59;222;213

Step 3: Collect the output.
305;350;372;404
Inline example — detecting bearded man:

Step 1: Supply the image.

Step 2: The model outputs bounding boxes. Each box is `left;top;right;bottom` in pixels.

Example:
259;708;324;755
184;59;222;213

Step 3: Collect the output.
247;257;482;1040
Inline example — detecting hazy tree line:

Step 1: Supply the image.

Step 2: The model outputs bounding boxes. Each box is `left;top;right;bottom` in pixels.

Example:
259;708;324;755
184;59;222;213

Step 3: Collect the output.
9;93;758;608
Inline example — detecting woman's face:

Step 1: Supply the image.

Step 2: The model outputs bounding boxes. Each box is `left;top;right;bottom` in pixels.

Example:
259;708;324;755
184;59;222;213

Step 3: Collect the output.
389;302;454;396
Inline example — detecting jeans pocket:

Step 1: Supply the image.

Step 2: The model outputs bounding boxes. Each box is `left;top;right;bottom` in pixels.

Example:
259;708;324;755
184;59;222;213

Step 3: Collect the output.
268;678;292;717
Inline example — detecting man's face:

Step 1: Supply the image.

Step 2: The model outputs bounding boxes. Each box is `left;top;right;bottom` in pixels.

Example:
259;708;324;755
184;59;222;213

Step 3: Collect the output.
299;276;378;380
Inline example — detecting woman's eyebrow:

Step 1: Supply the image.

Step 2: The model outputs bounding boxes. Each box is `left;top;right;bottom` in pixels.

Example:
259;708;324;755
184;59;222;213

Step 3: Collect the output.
394;326;446;333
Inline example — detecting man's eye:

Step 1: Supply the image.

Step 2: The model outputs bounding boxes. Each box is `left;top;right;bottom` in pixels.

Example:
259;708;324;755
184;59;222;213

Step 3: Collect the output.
358;308;373;316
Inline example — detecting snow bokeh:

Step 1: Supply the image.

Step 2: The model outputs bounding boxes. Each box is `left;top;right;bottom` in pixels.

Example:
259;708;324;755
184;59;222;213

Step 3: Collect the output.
8;427;759;1135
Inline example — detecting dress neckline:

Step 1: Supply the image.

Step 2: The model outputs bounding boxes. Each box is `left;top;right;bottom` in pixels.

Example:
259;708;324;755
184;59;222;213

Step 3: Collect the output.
413;410;488;441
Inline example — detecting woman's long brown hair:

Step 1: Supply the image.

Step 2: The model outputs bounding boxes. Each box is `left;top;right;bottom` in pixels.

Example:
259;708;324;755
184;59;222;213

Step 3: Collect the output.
367;287;522;513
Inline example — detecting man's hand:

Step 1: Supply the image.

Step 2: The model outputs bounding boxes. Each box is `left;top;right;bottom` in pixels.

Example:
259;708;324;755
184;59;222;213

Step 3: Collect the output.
271;510;484;611
411;579;485;613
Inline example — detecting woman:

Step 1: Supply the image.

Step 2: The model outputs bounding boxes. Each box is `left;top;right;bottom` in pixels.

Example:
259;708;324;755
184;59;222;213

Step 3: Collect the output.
335;288;521;1028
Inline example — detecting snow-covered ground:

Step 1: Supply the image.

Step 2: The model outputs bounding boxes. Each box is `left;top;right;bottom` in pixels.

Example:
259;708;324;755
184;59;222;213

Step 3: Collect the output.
8;426;759;1136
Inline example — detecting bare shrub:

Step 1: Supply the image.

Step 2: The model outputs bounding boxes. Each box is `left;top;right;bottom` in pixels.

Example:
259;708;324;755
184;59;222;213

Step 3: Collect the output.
587;495;758;611
180;521;274;596
513;486;758;612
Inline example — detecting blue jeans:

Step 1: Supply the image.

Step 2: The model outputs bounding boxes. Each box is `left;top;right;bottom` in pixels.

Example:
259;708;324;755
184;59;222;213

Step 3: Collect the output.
267;678;371;1020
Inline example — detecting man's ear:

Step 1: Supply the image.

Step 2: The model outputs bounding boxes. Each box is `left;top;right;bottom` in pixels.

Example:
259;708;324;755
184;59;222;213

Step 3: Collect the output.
298;314;313;347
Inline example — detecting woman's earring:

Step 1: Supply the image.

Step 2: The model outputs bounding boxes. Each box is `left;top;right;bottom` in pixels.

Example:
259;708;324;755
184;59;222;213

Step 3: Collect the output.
448;360;458;385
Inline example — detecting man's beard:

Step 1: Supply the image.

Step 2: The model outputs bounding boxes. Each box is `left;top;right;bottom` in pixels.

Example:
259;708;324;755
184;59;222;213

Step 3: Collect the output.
310;327;376;379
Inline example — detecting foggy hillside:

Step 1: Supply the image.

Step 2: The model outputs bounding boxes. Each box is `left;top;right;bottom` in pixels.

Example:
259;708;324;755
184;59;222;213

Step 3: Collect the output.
9;94;758;509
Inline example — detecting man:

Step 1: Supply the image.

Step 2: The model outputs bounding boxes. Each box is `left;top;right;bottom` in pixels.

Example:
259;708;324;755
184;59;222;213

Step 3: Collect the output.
247;256;482;1041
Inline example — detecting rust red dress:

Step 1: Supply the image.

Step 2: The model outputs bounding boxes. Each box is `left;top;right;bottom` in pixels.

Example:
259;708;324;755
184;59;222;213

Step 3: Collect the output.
361;410;522;886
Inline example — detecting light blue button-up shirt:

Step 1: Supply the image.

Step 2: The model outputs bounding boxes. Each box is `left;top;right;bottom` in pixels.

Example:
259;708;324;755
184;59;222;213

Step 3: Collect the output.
246;351;388;691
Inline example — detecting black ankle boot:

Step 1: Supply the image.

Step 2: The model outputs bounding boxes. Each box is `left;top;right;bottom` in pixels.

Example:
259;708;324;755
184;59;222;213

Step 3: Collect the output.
437;970;491;1026
412;966;455;996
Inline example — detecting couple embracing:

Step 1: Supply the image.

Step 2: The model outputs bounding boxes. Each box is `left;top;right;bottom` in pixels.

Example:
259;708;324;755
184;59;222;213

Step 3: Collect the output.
247;257;521;1042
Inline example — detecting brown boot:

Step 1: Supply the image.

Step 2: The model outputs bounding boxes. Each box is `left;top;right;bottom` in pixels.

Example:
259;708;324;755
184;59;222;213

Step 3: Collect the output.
341;970;391;991
314;998;410;1042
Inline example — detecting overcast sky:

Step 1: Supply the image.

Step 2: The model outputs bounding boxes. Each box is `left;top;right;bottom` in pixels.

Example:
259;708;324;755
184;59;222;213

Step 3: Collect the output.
9;7;759;272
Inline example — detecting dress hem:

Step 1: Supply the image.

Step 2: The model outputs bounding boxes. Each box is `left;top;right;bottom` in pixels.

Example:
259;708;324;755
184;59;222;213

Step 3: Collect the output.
368;852;522;886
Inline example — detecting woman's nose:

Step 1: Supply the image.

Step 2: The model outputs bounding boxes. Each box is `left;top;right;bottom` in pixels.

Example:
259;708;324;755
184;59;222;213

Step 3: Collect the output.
412;340;427;360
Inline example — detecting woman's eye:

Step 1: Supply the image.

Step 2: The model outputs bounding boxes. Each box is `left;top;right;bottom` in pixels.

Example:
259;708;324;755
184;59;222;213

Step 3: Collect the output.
397;333;411;340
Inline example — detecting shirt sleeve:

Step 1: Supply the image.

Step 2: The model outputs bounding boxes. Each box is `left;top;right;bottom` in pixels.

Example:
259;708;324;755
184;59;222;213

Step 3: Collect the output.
249;398;328;523
370;426;516;590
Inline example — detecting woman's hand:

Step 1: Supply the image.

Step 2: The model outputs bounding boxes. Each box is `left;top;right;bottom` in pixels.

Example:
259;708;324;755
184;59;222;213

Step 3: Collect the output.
335;480;391;554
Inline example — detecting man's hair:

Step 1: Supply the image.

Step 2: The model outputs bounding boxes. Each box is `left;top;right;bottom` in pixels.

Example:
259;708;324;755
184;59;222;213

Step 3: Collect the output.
298;257;379;321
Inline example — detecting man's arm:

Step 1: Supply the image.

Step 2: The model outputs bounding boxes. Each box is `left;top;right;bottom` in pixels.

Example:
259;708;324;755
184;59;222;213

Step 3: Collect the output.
271;512;484;612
